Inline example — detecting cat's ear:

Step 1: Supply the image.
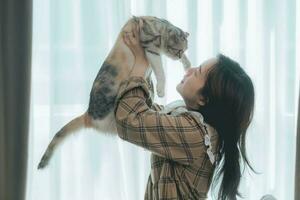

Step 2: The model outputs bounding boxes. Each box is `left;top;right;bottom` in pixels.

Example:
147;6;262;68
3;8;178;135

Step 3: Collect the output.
184;32;189;37
132;15;139;23
132;15;137;19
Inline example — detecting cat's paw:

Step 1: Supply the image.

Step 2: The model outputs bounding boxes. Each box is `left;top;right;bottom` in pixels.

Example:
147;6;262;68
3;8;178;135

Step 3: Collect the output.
156;86;165;97
180;54;191;70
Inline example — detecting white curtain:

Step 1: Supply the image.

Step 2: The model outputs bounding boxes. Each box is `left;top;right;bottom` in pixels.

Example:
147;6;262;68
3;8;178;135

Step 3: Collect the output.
26;0;300;199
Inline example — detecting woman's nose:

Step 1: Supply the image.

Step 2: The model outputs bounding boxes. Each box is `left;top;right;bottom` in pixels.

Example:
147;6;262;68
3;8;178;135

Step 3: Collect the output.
185;68;195;76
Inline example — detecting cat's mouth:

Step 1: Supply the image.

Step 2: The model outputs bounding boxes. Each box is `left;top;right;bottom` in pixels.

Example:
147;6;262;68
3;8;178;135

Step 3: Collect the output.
177;50;184;59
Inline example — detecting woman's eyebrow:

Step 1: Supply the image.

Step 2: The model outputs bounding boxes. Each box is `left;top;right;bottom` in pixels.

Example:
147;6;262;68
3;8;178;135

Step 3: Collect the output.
198;65;202;74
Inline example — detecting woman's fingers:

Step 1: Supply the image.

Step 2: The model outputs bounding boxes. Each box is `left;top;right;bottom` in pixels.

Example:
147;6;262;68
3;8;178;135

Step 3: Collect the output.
137;19;142;35
133;23;139;39
130;22;135;37
128;31;138;45
122;32;127;44
123;31;138;47
123;32;131;46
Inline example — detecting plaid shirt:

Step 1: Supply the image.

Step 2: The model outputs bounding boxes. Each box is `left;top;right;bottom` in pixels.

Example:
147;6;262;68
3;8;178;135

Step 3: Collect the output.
114;77;220;200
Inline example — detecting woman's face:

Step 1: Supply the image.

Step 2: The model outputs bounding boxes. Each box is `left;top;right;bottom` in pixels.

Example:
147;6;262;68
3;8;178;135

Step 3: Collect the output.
176;57;218;110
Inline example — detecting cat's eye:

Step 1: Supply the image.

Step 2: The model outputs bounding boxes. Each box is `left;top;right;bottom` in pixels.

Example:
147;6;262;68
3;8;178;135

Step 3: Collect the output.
177;50;183;58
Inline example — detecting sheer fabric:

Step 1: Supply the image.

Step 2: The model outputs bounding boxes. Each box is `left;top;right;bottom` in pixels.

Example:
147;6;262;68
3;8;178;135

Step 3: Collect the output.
27;0;299;199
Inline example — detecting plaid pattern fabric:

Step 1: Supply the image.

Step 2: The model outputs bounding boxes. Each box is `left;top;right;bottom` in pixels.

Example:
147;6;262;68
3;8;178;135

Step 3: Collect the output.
114;77;220;200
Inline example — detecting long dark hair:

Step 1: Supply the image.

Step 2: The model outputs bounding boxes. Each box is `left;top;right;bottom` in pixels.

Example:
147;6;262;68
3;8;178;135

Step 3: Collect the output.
197;53;260;200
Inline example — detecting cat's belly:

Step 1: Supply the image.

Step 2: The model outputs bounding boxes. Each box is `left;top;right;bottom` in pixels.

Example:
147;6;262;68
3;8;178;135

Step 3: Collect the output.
90;111;117;135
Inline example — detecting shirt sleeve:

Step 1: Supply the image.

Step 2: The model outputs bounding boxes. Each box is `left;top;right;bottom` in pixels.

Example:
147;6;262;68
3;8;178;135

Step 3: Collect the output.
113;76;207;165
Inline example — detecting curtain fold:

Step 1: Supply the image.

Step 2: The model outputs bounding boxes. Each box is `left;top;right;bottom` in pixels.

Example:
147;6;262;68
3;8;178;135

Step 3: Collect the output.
27;0;299;199
0;0;33;200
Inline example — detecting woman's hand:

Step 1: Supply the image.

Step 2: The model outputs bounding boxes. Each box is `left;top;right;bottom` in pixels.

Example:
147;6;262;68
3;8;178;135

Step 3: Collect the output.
123;20;150;78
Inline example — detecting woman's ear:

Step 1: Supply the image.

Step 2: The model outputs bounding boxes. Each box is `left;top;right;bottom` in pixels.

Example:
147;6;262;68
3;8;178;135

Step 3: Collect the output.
196;95;208;106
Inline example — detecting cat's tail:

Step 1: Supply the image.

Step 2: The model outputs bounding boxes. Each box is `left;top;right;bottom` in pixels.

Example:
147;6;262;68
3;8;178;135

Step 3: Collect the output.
37;112;91;170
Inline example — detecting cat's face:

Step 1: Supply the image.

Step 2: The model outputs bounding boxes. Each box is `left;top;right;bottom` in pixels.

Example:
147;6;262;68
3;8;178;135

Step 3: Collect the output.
164;28;189;60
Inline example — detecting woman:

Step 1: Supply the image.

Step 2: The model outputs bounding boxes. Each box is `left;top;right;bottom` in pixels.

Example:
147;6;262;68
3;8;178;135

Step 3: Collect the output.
114;23;257;200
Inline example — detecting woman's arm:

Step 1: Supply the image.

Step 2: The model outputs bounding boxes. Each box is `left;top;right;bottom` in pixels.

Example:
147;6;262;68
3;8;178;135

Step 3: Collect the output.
114;77;206;166
122;20;149;78
115;20;206;166
123;22;165;112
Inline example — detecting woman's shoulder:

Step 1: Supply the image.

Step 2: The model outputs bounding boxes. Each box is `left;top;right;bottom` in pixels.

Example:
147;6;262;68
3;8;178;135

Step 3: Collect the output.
166;102;219;165
158;99;218;134
158;100;186;114
159;100;220;165
160;100;208;124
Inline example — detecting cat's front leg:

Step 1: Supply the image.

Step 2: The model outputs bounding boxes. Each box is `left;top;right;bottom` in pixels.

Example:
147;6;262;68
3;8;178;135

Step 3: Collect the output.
145;51;165;97
180;53;191;71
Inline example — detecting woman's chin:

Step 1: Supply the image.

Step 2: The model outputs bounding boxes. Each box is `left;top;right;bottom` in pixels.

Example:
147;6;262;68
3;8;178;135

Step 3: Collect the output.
176;83;182;93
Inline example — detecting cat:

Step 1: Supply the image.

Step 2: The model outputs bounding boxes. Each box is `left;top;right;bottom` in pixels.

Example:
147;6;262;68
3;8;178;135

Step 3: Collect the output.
37;15;191;169
132;16;191;97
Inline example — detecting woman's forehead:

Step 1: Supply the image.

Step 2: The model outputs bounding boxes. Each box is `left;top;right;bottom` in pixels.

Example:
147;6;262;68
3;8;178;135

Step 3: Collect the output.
201;57;218;72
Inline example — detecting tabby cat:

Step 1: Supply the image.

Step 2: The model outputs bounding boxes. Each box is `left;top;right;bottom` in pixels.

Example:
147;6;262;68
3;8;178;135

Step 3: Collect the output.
37;16;191;169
